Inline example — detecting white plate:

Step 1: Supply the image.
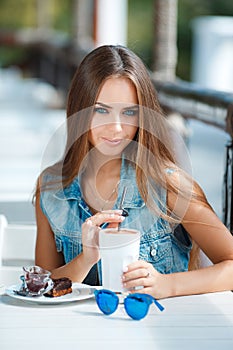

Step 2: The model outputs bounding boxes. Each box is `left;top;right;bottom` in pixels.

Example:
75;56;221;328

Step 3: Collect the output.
5;282;96;304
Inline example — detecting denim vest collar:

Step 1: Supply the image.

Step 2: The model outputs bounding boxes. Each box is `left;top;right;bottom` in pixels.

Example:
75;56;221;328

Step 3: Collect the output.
53;155;145;210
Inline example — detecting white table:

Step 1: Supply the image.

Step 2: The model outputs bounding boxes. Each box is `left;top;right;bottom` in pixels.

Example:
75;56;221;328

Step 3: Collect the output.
0;284;233;350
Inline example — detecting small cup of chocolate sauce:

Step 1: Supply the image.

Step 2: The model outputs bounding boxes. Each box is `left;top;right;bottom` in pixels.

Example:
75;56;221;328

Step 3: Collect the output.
22;265;54;296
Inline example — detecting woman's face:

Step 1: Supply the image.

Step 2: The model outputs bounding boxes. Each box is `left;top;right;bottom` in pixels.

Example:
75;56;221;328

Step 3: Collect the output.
88;77;139;156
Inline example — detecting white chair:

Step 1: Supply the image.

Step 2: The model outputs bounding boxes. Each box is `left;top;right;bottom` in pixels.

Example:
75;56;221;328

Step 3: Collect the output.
0;214;37;286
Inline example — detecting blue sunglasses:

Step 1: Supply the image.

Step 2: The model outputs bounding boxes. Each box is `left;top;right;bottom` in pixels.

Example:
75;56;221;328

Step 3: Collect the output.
94;289;164;320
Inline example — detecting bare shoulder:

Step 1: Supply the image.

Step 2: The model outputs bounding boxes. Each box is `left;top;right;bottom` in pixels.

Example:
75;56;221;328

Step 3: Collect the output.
165;167;228;227
165;166;214;220
165;167;233;262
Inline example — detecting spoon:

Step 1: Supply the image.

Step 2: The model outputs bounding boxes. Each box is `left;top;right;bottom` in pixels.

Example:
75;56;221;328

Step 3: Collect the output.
14;275;29;297
118;186;128;230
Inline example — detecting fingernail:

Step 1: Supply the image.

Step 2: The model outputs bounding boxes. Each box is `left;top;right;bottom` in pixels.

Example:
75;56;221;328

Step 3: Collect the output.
122;266;128;272
120;216;125;221
116;210;123;214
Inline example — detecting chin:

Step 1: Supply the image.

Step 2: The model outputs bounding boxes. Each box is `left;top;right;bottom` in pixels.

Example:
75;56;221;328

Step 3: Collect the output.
95;145;124;157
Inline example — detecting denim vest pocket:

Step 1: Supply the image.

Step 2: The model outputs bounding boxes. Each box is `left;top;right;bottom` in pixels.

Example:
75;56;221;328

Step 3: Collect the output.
139;232;173;274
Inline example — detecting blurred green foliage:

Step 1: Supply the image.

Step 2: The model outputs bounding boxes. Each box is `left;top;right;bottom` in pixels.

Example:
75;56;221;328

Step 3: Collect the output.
0;0;233;80
128;0;154;68
0;0;36;29
0;0;73;66
0;0;72;30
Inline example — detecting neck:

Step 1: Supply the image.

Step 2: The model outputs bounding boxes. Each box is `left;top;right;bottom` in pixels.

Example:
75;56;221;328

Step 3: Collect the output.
87;150;122;178
81;152;122;213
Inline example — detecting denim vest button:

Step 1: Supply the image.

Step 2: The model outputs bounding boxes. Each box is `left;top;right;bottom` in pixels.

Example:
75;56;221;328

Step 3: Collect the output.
150;248;157;257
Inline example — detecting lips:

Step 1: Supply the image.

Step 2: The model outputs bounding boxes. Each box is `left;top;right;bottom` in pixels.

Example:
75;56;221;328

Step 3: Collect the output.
101;137;122;146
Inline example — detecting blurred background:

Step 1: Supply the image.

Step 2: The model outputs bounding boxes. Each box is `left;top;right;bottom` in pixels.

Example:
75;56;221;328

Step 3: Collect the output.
0;0;233;227
1;0;233;81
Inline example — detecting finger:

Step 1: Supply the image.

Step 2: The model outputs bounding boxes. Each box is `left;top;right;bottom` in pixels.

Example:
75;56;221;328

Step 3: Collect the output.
101;210;123;215
124;260;150;272
122;267;151;282
84;212;125;227
123;276;152;290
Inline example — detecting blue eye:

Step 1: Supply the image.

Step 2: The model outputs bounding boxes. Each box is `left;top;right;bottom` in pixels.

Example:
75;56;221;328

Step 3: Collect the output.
94;107;109;114
123;109;139;117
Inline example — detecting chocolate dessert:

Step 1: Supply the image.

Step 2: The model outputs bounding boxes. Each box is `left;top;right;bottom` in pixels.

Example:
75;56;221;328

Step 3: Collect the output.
44;277;72;297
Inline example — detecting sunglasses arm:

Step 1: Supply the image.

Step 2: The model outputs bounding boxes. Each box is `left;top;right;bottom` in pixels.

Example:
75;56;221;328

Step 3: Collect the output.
153;298;165;312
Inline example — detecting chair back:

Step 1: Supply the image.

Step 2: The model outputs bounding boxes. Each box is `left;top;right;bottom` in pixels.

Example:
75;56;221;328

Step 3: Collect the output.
0;214;36;267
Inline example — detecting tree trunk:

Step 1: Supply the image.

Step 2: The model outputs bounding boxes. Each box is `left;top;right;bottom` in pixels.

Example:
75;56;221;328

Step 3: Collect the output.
152;0;178;81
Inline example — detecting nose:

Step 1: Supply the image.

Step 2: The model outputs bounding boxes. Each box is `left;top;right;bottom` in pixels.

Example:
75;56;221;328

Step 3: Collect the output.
108;112;123;132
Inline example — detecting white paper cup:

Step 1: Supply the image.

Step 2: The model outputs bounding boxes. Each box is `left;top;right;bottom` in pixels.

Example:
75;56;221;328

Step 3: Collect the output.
99;228;140;292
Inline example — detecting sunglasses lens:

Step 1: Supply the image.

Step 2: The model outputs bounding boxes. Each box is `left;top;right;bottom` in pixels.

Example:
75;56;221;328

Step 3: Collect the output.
124;294;150;320
95;289;119;315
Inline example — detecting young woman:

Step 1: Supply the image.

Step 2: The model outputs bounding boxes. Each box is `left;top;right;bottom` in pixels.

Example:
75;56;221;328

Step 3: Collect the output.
35;45;233;299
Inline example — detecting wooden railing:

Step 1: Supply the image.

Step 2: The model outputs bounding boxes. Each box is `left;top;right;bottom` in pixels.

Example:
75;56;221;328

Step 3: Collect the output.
153;79;233;233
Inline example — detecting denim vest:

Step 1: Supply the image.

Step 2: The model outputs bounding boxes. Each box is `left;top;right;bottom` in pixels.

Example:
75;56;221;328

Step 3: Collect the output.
40;158;192;285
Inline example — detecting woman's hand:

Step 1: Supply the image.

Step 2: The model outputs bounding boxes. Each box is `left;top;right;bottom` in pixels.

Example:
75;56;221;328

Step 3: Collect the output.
81;210;125;265
122;260;172;299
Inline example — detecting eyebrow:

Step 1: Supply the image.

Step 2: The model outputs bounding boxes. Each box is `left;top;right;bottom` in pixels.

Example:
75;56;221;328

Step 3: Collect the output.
122;105;139;111
95;102;139;110
95;102;113;109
